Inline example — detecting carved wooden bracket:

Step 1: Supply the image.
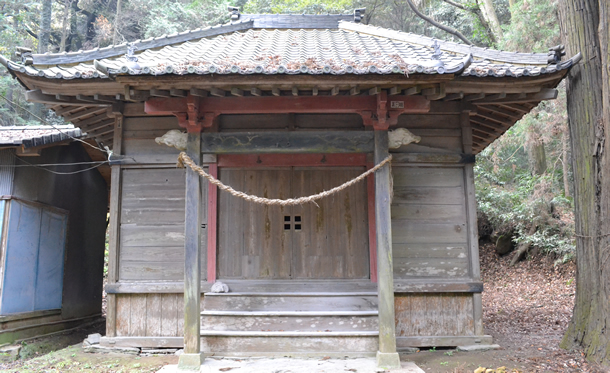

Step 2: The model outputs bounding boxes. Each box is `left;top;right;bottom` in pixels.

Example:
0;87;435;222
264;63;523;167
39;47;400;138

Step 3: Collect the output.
144;93;430;132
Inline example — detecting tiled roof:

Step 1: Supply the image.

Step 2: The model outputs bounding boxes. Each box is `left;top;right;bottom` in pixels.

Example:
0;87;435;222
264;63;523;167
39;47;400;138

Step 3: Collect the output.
0;126;82;148
0;18;578;81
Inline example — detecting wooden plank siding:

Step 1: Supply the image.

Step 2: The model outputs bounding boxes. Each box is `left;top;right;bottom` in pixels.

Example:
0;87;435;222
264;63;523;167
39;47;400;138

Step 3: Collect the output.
122;117;182;164
390;166;469;278
393;115;463;153
115;293;205;337
394;293;475;337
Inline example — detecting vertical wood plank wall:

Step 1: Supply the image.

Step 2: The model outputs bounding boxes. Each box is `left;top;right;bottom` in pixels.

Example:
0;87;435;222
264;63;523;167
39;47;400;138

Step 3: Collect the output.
390;114;480;341
112;117;208;337
109;113;484;344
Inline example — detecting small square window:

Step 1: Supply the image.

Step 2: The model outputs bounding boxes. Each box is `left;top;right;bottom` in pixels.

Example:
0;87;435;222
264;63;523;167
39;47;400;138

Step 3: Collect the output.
284;216;291;222
294;224;301;231
295;216;302;222
284;223;291;230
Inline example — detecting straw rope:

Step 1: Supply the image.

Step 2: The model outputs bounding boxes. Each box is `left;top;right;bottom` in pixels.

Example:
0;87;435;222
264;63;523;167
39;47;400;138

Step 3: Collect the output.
178;152;392;206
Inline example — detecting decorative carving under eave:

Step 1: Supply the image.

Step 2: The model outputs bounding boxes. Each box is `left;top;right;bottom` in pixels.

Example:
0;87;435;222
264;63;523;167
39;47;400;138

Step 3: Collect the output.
155;129;187;150
388;128;421;149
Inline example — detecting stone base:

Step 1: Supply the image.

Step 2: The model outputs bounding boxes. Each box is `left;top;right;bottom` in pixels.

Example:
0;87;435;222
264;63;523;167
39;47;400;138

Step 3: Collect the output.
177;353;204;370
376;351;401;370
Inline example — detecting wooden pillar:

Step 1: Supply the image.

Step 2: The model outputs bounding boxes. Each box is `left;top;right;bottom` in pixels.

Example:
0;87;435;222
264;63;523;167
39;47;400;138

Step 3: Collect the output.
461;111;484;336
178;132;203;370
106;113;123;338
374;130;401;369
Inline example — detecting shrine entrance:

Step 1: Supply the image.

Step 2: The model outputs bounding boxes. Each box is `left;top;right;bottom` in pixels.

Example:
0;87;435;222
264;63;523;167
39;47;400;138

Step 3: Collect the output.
217;166;370;280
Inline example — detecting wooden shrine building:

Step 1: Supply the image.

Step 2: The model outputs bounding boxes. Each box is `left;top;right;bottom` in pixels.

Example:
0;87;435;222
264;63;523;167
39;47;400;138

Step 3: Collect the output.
0;10;579;369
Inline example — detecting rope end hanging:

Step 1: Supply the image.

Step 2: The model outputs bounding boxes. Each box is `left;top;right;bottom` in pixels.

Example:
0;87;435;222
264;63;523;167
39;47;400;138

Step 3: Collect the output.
177;152;186;168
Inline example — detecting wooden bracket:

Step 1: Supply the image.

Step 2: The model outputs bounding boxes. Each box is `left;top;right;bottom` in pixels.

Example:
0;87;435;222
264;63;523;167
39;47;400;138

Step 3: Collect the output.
145;93;430;132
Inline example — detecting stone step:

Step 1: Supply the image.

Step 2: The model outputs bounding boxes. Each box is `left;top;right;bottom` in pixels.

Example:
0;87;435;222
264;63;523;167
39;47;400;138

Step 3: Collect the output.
200;312;378;332
201;332;379;354
203;293;378;312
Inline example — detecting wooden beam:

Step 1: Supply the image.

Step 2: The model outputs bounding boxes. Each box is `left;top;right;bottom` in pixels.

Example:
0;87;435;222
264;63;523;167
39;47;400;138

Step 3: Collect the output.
443;92;464;101
81;118;115;133
73;114;108;127
64;107;108;122
374;130;400;369
403;86;420;96
350;86;361;96
394;280;483;293
210;88;225;97
464;93;486;101
26;90;109;107
475;89;557;104
201;131;375;154
499;103;529;113
94;94;119;103
391;152;475;164
231;88;244;97
292;87;299;96
474;111;512;126
179;133;204;369
483;92;507;101
425;84;446;100
150;89;170;98
388;86;402;96
312;87;318;96
471;124;500;136
479;105;521;119
272;88;281;96
331;86;340;96
145;95;430;117
190;88;208;97
420;87;437;96
206;163;218;283
368;87;380;96
105;115;123;338
170;89;188;97
217;153;367;167
250;88;262;96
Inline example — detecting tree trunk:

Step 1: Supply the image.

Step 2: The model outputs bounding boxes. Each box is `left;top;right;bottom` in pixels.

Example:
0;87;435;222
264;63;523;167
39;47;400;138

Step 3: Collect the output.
38;0;53;53
558;0;610;367
527;130;547;175
479;0;503;40
563;128;570;197
59;0;72;52
113;0;122;45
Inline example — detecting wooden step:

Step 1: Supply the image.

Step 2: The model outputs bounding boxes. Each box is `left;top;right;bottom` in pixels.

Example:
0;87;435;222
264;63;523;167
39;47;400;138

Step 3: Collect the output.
200;312;378;332
203;293;378;312
201;332;379;354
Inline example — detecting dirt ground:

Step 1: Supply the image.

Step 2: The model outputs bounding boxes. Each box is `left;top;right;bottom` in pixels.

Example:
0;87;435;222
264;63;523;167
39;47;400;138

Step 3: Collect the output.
0;243;606;373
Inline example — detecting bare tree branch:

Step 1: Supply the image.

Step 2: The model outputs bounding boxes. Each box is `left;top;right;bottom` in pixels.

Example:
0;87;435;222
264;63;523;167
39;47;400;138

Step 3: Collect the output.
405;0;474;45
441;0;497;45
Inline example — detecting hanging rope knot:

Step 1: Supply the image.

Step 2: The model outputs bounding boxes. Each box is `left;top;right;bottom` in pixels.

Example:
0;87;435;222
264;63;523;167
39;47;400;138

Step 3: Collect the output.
177;152;392;206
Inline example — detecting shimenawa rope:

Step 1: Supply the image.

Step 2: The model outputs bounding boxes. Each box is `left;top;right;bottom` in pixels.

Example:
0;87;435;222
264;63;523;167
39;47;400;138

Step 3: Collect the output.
178;152;392;206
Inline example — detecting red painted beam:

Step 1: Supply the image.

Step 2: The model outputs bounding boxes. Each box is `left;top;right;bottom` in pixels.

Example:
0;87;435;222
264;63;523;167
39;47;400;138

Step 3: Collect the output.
218;153;367;168
146;95;429;115
145;94;430;130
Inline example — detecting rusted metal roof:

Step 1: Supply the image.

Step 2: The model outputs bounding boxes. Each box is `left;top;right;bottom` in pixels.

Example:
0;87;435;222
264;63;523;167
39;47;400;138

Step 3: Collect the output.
0;19;578;81
0;126;82;148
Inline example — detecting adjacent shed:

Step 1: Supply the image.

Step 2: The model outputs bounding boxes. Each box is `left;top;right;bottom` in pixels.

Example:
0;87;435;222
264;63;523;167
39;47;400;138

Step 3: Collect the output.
0;126;108;344
0;10;579;368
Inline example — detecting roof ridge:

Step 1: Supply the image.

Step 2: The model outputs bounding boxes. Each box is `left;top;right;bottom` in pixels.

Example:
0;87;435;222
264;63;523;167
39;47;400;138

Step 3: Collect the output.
338;21;550;65
29;20;255;67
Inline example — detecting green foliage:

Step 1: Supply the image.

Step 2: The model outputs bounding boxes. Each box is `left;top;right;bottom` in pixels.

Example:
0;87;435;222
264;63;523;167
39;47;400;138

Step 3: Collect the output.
500;0;560;52
244;0;353;14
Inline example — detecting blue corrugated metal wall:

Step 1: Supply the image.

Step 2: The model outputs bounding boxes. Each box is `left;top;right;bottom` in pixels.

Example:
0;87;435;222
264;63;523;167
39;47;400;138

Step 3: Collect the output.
0;199;67;315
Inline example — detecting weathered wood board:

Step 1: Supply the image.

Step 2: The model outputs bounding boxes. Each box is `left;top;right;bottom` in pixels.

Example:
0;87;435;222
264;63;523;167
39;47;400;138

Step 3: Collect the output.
394;293;475;337
219;114;364;132
390;166;470;279
217;167;369;279
201;131;374;154
114;294;206;337
118;167;207;282
122;117;181;164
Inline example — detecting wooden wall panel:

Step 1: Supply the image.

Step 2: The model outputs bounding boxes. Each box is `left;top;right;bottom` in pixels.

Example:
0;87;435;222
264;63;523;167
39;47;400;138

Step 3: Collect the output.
219;114;363;132
394;115;462;153
114;294;206;337
391;166;470;279
119;167;207;282
394;293;475;336
122;117;181;164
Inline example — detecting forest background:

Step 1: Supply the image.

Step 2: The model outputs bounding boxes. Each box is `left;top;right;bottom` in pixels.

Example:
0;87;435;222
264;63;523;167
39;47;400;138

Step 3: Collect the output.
0;0;574;266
